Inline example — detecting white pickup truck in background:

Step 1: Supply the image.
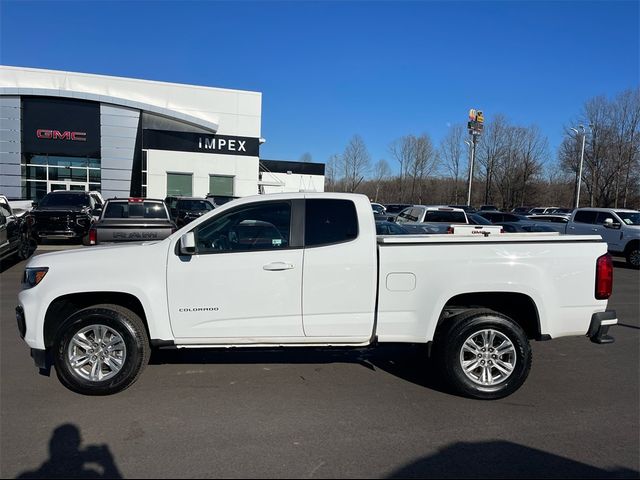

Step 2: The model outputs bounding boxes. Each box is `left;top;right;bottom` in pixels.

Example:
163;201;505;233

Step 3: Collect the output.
17;193;617;398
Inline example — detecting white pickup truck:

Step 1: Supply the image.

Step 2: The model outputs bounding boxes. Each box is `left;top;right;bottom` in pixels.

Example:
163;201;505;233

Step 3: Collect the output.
17;193;617;398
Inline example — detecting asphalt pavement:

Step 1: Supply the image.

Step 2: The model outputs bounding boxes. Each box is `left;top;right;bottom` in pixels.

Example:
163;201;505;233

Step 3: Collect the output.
0;248;638;478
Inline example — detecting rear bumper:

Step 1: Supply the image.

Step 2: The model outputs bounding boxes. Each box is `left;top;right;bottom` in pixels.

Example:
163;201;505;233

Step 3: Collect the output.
35;229;83;239
587;310;617;344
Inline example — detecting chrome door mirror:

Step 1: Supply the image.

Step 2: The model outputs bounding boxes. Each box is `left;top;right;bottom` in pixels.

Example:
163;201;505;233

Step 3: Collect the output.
179;231;196;255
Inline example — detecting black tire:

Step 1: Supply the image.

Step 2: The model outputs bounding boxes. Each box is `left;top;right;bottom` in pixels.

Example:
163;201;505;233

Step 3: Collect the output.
625;244;640;269
53;304;150;395
433;309;532;400
15;232;34;260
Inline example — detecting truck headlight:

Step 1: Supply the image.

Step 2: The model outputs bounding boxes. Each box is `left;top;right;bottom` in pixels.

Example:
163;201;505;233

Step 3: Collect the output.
23;267;49;288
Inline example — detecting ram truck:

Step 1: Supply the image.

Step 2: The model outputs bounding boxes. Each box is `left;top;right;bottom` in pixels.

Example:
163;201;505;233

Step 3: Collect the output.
87;198;176;245
17;193;617;398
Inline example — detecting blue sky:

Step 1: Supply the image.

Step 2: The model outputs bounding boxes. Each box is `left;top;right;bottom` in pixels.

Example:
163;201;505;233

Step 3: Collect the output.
1;0;638;173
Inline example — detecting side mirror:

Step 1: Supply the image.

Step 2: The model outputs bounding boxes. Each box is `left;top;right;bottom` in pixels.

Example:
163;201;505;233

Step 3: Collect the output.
603;218;621;229
179;232;196;255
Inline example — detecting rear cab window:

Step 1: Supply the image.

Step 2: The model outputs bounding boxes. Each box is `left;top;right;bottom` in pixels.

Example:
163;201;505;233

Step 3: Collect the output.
305;199;358;246
424;210;467;223
573;211;598;224
103;201;168;219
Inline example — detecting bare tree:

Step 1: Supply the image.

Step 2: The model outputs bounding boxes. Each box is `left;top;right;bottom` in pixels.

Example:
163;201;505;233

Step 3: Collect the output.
389;136;415;202
439;124;465;204
324;153;341;191
407;134;438;203
560;90;640;207
476;115;508;205
342;135;371;192
371;159;391;202
609;89;640;207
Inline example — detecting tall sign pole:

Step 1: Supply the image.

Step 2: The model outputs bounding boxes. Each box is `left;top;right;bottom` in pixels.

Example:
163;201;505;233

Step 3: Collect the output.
466;109;484;206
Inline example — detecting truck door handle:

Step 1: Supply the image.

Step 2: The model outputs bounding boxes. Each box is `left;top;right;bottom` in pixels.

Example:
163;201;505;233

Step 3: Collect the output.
592;228;599;232
263;262;295;271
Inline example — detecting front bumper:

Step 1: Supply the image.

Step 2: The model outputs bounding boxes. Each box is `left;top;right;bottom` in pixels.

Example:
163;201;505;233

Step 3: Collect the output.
587;310;617;344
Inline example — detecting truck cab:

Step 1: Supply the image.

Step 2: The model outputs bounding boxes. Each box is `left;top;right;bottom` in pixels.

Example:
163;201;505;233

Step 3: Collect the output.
566;208;640;268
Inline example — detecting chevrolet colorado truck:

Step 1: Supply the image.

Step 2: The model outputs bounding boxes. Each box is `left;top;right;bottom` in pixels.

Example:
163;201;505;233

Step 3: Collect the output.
17;193;617;398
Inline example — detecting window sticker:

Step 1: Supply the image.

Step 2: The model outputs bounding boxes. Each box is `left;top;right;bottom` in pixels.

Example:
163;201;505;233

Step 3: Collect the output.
272;239;282;247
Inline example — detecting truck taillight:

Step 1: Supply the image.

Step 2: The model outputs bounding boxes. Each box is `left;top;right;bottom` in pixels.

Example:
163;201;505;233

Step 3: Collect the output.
595;253;613;300
88;228;97;245
500;228;504;234
447;226;454;234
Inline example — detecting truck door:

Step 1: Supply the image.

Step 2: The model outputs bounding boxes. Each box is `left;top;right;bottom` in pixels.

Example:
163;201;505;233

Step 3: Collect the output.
594;212;623;251
301;198;377;339
166;200;305;339
568;210;598;235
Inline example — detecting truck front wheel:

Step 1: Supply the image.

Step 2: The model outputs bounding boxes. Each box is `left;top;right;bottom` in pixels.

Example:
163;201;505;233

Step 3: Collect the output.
434;310;532;400
53;304;150;395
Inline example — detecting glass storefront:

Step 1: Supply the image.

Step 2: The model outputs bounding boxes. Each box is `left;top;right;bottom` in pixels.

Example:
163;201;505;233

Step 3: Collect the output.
21;155;101;201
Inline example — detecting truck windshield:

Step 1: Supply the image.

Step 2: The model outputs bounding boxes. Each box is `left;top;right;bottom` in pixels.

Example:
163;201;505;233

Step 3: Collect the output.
616;211;640;225
104;202;168;219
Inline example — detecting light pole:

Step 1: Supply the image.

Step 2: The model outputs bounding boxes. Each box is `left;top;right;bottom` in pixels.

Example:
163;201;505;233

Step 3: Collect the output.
570;125;589;208
465;139;473;206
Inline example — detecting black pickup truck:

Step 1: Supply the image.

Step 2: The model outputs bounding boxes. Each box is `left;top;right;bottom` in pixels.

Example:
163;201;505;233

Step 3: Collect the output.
28;191;98;243
88;198;176;245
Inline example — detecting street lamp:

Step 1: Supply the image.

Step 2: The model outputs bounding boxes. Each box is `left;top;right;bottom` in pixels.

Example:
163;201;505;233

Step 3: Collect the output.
570;125;591;208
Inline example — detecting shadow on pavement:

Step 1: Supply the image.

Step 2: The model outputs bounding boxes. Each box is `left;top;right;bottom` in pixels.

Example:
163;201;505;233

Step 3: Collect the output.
150;343;451;395
612;259;637;270
387;440;639;479
16;423;122;479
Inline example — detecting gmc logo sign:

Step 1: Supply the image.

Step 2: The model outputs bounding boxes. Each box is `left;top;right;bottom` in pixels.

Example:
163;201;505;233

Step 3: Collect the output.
36;129;87;142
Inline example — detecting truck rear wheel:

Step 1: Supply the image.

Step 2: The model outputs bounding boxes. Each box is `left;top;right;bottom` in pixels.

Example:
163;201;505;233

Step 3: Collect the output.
434;309;532;400
53;304;150;395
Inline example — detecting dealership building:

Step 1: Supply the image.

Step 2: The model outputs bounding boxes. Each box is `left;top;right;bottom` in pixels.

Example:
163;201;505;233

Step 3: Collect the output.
0;66;324;201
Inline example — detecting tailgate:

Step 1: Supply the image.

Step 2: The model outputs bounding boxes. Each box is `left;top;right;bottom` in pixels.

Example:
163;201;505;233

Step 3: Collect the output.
95;221;173;242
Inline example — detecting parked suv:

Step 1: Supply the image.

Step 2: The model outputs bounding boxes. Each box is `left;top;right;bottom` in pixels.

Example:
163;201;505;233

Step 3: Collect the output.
566;208;640;268
166;197;214;227
205;194;238;208
28;191;98;243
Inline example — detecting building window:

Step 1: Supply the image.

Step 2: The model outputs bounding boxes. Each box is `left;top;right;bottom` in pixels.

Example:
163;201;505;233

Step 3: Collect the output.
167;172;193;196
209;175;234;196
